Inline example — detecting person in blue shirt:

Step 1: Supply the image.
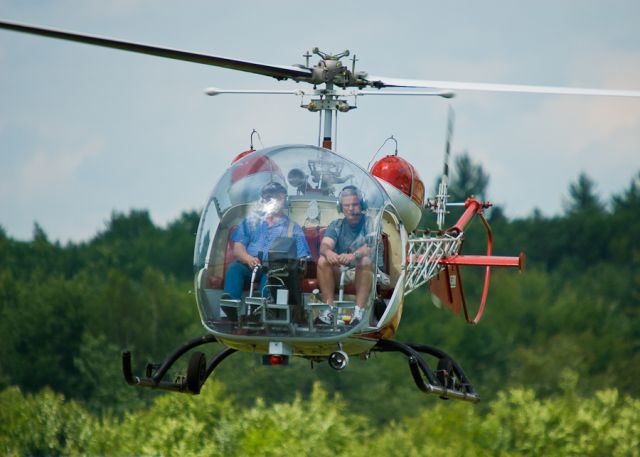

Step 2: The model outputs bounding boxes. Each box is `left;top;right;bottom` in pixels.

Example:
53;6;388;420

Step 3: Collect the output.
224;181;310;299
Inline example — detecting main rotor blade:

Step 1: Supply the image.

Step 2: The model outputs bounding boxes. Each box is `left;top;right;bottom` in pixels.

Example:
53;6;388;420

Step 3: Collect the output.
0;20;312;81
367;76;640;98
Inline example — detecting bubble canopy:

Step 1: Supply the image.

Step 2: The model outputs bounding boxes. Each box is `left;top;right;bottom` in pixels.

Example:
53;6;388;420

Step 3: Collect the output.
193;145;394;343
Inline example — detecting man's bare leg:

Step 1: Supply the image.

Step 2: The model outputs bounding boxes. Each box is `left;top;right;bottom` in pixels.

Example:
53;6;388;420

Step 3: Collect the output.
317;256;336;305
353;257;374;323
317;257;346;325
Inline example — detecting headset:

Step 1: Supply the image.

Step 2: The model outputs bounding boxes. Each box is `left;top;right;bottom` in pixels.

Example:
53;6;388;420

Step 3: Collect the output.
337;185;368;213
261;181;288;201
260;181;289;215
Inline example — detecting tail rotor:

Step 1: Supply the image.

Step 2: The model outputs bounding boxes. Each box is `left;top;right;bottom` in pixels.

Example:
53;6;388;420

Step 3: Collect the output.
436;105;455;230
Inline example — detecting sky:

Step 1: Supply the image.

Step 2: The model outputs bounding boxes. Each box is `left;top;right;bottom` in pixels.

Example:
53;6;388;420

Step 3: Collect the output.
1;0;639;242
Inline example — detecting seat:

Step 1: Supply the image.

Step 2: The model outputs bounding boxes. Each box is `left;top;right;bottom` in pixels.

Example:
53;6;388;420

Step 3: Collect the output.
208;226;239;289
302;226;325;292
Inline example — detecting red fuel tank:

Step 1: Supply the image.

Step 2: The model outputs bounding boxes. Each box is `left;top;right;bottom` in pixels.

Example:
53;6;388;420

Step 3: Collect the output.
370;155;425;206
231;151;283;184
227;149;285;204
231;148;255;164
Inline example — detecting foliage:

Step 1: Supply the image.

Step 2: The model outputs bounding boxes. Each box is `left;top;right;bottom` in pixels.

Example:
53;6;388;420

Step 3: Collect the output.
1;380;639;456
0;386;97;457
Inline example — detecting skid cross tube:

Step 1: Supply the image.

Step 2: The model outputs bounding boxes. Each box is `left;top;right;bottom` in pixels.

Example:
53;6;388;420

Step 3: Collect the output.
373;339;480;403
205;347;238;379
122;334;232;394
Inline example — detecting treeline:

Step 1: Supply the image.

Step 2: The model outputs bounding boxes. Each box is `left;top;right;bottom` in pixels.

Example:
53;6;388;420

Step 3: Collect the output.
1;209;200;283
0;210;202;414
0;165;638;425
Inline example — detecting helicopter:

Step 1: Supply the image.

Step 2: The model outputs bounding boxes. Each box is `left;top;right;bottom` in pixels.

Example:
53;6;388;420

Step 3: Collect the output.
2;20;639;404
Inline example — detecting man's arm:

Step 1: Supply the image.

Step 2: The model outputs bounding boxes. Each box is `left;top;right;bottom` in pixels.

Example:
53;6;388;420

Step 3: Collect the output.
292;224;311;258
233;242;260;268
319;237;339;264
320;237;355;266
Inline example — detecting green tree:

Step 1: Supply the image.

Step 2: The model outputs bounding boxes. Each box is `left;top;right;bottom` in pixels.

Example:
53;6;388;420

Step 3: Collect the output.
449;151;491;202
564;172;604;214
0;274;89;396
0;386;96;457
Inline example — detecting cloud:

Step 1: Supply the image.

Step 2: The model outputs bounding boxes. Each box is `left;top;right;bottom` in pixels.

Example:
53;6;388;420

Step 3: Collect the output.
19;142;101;196
1;118;104;205
514;52;640;174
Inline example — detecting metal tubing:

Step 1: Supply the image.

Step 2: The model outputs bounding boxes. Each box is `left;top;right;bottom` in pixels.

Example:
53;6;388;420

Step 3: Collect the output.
122;334;218;391
407;343;477;396
408;356;432;393
322;83;334;149
150;334;219;384
372;339;480;402
439;254;522;268
373;340;440;386
448;198;483;234
338;267;346;302
133;378;191;393
122;351;135;385
204;347;238;380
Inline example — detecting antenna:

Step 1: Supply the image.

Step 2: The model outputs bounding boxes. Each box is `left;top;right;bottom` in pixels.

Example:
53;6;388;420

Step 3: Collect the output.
368;135;398;170
250;129;263;149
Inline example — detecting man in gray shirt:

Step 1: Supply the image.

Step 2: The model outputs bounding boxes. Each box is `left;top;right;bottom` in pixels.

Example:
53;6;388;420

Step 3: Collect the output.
317;185;379;325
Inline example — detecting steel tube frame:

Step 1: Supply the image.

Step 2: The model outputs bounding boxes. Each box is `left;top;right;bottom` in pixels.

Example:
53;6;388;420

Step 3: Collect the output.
373;339;480;402
122;334;230;394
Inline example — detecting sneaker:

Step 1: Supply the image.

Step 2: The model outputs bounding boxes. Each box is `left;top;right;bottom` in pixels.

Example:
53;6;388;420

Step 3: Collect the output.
377;269;391;288
351;307;365;326
314;309;334;325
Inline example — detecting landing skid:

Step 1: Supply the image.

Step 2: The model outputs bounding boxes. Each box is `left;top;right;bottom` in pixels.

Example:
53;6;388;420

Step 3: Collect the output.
372;339;480;402
122;336;479;402
122;335;235;394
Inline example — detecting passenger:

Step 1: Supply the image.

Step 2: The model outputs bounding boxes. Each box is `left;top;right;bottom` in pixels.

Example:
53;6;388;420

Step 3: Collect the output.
317;185;381;325
223;182;310;299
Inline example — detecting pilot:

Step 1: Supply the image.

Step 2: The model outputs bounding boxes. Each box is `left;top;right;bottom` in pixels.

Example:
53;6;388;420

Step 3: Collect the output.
317;185;382;325
223;181;310;299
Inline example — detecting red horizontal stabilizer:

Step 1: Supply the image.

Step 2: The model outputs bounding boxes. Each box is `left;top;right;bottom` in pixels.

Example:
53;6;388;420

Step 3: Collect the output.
439;252;525;271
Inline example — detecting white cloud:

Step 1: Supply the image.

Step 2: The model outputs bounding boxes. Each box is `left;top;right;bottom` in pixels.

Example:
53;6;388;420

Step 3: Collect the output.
19;141;102;196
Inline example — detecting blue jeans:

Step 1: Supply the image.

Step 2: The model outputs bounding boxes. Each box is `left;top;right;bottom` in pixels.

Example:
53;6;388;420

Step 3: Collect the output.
223;261;268;299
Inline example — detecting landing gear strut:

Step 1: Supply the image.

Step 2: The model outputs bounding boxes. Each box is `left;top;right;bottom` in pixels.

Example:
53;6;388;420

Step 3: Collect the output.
122;336;479;403
372;339;480;403
122;335;236;394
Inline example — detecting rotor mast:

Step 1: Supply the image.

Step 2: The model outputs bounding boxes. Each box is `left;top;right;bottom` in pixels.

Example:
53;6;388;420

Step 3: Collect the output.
321;84;335;149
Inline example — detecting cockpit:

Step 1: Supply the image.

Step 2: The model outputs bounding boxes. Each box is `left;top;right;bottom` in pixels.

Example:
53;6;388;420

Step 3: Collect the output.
193;145;405;342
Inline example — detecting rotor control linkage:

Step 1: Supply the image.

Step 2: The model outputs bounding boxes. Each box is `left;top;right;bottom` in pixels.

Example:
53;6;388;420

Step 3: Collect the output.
372;339;480;403
122;334;237;394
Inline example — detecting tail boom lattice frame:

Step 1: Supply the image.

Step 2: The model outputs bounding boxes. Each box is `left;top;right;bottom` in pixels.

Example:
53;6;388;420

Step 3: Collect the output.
404;198;524;323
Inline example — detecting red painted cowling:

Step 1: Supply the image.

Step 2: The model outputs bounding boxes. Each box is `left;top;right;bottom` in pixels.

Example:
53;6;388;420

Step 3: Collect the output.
230;150;284;184
227;149;285;204
370;155;425;206
231;148;255;164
